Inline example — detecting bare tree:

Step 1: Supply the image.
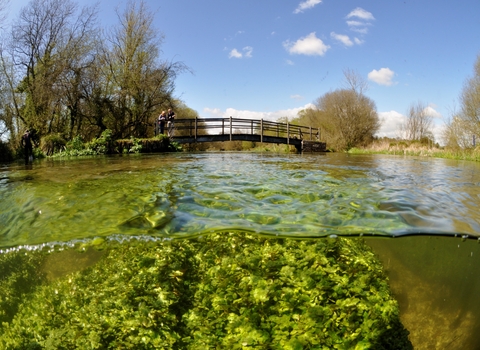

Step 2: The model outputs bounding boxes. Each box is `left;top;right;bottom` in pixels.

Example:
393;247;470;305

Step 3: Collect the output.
343;68;369;95
0;0;9;28
442;114;475;149
100;0;188;138
399;101;434;142
5;0;98;138
459;54;480;136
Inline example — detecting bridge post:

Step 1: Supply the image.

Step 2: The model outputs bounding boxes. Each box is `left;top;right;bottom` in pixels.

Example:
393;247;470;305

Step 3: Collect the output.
287;123;289;144
195;117;198;140
261;119;263;143
230;116;232;141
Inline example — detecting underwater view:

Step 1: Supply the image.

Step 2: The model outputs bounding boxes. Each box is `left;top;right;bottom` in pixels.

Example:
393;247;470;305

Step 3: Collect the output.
1;152;480;349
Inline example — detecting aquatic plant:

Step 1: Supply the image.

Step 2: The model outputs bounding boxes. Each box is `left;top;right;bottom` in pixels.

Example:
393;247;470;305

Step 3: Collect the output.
0;233;411;349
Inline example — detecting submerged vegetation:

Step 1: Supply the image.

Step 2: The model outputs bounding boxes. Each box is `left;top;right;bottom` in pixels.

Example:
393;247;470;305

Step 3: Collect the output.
0;233;411;349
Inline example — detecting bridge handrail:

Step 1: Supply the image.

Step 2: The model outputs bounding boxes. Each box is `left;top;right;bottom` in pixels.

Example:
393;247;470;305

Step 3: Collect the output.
172;117;320;141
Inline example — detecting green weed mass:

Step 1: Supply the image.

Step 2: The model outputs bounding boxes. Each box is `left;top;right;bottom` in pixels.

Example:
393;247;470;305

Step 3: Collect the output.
0;233;411;349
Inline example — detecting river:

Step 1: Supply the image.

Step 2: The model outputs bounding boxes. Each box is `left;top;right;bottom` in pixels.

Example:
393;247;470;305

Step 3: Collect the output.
1;152;480;348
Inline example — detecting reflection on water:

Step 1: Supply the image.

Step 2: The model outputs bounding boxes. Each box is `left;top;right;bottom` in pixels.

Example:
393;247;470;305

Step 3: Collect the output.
2;152;480;249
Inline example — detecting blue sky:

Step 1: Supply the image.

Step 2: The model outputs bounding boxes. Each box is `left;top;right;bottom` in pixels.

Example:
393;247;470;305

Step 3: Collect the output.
6;0;480;143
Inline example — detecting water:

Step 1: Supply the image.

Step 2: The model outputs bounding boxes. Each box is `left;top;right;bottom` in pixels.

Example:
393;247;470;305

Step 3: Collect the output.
1;152;480;348
2;152;479;249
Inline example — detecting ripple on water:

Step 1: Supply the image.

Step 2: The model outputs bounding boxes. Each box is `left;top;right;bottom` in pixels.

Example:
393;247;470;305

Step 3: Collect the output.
1;152;480;248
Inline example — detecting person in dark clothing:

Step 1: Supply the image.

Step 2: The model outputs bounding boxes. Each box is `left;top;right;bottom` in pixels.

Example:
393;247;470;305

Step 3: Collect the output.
21;129;33;164
167;108;176;137
158;111;167;135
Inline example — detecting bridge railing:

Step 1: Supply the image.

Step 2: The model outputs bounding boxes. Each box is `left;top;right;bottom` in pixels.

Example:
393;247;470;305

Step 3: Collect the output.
172;117;321;142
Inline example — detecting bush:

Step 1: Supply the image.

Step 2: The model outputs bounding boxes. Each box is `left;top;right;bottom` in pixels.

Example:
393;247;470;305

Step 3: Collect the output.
40;134;66;156
0;233;411;349
87;129;113;154
66;135;85;151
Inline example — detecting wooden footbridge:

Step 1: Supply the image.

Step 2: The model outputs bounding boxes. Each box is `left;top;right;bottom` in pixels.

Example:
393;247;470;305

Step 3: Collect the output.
169;117;326;152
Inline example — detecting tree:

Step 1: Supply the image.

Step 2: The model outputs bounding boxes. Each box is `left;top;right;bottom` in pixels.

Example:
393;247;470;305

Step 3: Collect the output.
342;68;369;95
441;54;480;149
295;70;379;151
2;0;98;140
442;115;475;149
99;0;188;139
315;89;380;150
459;54;480;138
399;101;434;143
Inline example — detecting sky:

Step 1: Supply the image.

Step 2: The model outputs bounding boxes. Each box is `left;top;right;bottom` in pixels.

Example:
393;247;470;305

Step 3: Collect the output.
5;0;480;144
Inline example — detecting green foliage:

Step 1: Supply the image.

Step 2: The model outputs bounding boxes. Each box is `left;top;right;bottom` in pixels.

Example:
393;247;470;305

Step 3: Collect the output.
0;234;411;349
0;250;46;325
40;134;66;156
87;129;114;154
184;234;408;349
129;137;143;153
51;132;182;157
168;141;182;152
66;136;85;151
0;242;197;349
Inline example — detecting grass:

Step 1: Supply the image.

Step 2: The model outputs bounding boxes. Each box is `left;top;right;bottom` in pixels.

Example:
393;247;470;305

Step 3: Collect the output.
349;139;480;162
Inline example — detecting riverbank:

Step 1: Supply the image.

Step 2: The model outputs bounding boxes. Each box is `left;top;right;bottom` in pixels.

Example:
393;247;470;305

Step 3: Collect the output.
348;139;480;162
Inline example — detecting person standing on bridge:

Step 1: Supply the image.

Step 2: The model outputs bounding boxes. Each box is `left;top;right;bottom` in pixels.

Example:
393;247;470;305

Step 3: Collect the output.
158;111;167;135
167;108;176;137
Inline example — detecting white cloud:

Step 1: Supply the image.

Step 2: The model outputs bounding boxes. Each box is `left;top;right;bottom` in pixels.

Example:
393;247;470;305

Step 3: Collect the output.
229;49;242;59
346;7;375;21
346;8;374;34
330;32;353;47
376;109;445;144
376;110;405;138
354;37;364;45
203;104;315;122
346;20;364;27
229;46;253;59
243;46;253;58
424;106;442;119
283;32;330;56
432;123;446;145
350;27;369;35
294;0;322;14
290;94;304;101
286;59;295;65
368;68;395;86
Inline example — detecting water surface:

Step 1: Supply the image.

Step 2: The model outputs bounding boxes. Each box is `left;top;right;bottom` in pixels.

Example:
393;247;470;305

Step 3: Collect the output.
2;152;480;348
1;152;479;249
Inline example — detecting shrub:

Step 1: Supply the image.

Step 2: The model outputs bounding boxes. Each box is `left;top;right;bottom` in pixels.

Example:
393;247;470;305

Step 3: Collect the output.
66;135;85;151
40;134;66;156
86;129;114;154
